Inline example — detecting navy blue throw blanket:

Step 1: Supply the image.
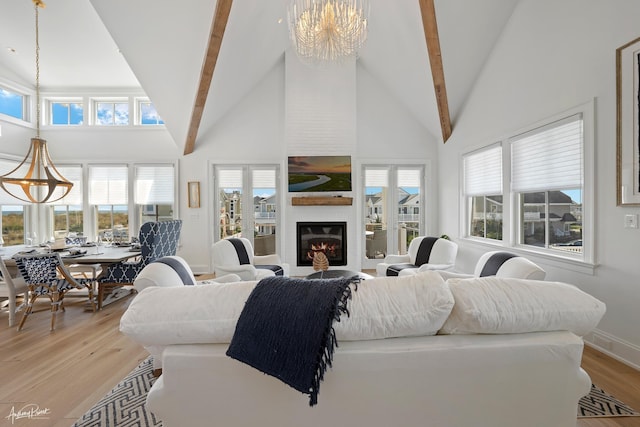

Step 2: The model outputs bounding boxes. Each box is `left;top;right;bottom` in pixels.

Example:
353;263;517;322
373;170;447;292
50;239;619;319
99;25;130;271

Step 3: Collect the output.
226;275;359;406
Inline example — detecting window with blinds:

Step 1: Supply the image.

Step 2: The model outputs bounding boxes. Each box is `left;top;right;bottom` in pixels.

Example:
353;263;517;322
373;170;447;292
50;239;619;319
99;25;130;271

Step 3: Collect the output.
0;158;26;246
463;144;503;240
136;165;175;225
510;113;584;253
88;165;129;239
215;165;279;256
50;165;84;235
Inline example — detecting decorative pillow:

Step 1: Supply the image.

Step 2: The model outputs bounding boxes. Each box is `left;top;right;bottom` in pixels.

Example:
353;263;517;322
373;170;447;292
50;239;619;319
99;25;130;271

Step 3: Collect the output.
334;271;454;341
439;277;606;336
120;281;259;346
120;271;455;346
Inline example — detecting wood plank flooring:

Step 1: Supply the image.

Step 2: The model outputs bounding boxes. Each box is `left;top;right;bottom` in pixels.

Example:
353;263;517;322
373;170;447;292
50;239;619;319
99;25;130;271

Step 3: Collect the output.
0;292;639;427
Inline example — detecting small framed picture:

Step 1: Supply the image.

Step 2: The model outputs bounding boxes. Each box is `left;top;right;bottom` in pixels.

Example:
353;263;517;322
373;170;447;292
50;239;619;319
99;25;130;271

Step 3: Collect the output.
188;181;200;208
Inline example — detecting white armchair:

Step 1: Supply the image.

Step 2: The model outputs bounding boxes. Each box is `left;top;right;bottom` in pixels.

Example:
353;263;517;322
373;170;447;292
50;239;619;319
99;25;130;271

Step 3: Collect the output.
212;237;289;281
438;251;546;281
376;236;458;277
133;255;241;293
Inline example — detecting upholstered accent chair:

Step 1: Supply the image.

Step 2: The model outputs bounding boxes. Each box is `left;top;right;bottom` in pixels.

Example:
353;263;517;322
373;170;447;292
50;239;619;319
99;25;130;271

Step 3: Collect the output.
212;237;289;281
0;258;29;327
97;219;182;308
439;251;546;281
375;236;458;277
133;255;241;292
13;253;96;331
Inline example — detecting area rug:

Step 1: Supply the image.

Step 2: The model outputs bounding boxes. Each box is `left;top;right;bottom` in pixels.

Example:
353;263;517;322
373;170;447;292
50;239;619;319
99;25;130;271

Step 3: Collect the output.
577;384;640;418
73;358;637;426
72;356;162;427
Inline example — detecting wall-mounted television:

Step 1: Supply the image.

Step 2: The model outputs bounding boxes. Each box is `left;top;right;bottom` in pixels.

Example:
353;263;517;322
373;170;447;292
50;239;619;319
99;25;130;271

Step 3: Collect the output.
288;155;352;192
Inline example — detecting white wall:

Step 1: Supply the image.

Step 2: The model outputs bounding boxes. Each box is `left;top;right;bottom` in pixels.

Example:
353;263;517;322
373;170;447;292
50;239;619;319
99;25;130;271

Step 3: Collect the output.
438;0;640;367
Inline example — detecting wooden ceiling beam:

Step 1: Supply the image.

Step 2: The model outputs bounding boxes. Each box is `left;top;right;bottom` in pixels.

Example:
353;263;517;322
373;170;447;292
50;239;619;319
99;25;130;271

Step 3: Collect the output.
419;0;452;143
184;0;233;155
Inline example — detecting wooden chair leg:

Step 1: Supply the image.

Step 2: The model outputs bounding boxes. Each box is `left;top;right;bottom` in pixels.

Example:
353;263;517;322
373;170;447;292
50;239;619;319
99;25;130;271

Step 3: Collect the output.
87;284;97;313
51;290;60;331
17;293;38;331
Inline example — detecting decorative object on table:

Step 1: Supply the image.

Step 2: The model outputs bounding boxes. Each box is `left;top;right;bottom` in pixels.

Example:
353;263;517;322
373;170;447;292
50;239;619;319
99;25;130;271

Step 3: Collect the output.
227;275;359;406
286;0;369;64
188;181;200;208
616;35;640;205
312;251;329;271
0;0;73;203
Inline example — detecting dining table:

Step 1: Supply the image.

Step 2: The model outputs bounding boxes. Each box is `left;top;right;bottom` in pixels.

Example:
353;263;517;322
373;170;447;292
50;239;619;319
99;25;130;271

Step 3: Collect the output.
1;244;141;265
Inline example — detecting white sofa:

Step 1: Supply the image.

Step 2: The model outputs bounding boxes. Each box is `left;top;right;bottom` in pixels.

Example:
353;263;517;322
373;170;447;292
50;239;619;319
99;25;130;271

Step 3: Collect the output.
120;272;605;427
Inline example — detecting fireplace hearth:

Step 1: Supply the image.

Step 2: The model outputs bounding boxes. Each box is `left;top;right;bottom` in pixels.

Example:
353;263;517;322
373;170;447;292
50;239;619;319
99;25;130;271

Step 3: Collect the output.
296;222;347;267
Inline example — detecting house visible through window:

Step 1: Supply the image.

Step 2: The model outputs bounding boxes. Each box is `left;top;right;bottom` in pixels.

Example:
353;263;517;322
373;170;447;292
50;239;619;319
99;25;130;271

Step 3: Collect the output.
511;114;583;254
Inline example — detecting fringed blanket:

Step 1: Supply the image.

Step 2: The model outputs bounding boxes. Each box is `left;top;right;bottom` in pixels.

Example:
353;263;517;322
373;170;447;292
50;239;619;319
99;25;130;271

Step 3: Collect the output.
226;275;359;406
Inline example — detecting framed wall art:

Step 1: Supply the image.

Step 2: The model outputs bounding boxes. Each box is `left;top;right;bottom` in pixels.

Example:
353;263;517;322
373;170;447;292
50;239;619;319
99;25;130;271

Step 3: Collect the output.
616;35;640;205
188;181;200;208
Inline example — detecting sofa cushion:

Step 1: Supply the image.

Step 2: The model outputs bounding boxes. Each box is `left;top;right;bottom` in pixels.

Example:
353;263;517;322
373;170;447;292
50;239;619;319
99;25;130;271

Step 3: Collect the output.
120;271;454;346
335;271;454;341
439;277;606;336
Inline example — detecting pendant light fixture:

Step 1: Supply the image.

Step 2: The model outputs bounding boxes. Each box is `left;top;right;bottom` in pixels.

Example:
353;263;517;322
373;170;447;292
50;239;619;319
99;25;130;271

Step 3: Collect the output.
0;0;73;204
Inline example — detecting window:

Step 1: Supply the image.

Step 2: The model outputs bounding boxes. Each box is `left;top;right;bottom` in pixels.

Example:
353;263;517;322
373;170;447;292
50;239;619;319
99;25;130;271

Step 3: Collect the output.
50;100;83;125
463;144;503;240
88;165;129;240
95;100;129;125
135;165;175;226
362;165;425;266
138;101;164;125
0;158;26;245
0;87;26;120
50;165;84;235
511;114;583;254
214;165;280;256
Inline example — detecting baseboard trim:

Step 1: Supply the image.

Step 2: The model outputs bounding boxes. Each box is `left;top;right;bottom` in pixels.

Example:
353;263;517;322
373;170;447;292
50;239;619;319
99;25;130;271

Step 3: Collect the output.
584;328;640;371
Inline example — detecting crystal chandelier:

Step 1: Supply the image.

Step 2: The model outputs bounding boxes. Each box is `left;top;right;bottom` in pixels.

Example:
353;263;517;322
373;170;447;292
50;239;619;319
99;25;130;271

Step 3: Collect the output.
287;0;369;64
0;0;73;204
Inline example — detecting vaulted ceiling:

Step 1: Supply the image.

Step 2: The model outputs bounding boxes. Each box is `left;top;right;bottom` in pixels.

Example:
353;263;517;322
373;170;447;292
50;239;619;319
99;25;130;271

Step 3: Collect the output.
0;0;520;152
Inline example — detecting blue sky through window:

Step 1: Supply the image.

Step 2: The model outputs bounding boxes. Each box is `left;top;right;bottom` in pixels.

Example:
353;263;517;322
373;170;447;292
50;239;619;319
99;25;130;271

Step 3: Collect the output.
0;88;24;119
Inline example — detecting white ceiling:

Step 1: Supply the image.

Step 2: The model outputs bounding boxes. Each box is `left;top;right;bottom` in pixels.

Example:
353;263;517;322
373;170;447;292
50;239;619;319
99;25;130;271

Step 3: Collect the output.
0;0;520;150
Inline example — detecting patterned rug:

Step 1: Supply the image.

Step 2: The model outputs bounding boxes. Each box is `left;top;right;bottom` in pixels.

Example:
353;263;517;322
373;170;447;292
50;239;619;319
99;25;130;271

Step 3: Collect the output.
578;384;640;418
72;357;162;427
73;358;638;426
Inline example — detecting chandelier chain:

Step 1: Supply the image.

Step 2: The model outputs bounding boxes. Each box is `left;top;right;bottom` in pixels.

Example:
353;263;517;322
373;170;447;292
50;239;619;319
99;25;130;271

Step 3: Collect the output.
35;3;41;137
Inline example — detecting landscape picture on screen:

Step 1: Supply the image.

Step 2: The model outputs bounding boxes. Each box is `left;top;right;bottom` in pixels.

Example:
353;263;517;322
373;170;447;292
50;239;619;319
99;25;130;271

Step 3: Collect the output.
288;155;352;192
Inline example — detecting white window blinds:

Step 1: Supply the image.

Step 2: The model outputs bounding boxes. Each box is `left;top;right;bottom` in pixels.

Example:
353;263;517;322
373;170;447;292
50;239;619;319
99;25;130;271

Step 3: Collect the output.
88;165;128;205
217;168;243;188
463;144;503;196
252;169;276;188
511;114;583;192
50;165;83;205
365;168;388;187
397;168;421;188
134;165;174;204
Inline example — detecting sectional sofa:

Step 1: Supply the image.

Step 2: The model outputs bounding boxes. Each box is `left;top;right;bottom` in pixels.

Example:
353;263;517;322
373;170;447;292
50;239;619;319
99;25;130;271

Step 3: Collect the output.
120;271;605;427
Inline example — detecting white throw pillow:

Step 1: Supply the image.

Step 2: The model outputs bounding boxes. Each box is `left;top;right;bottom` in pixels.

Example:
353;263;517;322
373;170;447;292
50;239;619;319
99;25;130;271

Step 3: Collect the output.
120;271;455;346
439;277;606;336
120;281;258;346
335;271;454;341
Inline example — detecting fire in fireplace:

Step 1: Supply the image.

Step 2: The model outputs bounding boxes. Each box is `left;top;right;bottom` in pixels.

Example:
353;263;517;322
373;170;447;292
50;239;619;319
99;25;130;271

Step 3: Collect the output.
296;222;347;267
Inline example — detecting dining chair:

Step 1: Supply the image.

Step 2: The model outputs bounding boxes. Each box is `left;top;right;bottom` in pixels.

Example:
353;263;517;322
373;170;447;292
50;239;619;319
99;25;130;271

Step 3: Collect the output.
13;252;97;331
0;257;29;327
97;220;182;309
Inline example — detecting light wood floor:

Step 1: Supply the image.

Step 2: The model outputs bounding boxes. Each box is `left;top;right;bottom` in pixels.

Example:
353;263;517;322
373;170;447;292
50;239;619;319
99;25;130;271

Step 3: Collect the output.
1;294;639;427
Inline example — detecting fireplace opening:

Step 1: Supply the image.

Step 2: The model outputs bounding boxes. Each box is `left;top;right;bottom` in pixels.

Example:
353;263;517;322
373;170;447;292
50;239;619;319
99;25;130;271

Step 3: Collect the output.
296;222;347;267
